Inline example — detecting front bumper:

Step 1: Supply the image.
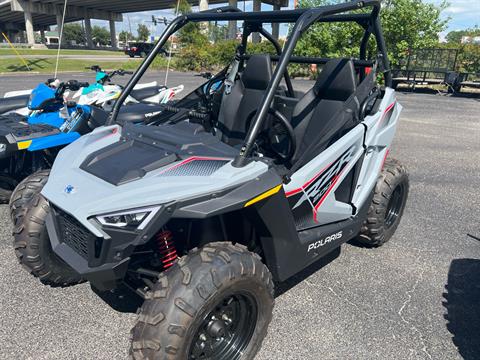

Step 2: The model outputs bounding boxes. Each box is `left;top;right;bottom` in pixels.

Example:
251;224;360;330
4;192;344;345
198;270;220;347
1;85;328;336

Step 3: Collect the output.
46;205;138;290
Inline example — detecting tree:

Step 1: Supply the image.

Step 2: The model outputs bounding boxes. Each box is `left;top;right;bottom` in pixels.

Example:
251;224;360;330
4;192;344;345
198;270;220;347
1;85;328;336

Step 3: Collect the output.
119;30;134;44
381;0;449;66
208;23;228;42
177;0;208;46
446;26;480;44
63;23;85;45
137;24;150;42
294;0;449;67
92;25;110;46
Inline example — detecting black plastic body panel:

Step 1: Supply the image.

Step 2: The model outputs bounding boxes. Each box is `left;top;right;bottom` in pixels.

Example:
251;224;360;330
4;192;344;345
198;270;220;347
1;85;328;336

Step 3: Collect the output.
174;168;282;218
0;95;29;114
0;114;59;159
255;189;374;282
80;139;178;185
46;201;175;291
80;121;237;186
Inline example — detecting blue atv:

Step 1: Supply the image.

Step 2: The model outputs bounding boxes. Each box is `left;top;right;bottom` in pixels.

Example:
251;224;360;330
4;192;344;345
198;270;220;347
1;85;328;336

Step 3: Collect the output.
3;79;168;220
0;79;96;205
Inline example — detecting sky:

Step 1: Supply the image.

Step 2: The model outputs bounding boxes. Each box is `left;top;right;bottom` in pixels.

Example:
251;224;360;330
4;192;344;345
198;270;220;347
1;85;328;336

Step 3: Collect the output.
426;0;480;33
91;0;480;38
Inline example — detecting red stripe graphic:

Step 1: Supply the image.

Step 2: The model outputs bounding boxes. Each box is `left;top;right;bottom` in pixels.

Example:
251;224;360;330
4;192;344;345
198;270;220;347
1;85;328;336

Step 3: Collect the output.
378;102;396;125
285;161;334;198
313;166;349;222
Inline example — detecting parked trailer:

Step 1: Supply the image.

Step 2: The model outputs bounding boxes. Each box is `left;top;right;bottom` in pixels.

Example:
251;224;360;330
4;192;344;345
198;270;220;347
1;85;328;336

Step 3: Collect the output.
391;48;479;93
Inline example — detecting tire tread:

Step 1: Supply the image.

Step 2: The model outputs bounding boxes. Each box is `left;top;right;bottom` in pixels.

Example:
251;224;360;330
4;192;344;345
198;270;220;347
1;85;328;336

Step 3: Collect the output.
129;242;274;360
358;158;409;247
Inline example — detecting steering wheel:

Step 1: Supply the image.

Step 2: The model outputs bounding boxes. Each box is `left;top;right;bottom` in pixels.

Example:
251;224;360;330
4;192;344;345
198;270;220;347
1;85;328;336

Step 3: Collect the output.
246;108;296;162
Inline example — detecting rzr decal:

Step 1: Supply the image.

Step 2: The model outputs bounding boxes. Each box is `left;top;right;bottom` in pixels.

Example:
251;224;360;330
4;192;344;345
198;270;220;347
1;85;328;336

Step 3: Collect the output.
292;145;356;220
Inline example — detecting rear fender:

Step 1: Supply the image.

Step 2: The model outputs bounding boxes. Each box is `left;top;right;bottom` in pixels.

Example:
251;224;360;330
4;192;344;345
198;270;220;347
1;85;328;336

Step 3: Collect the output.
352;88;402;208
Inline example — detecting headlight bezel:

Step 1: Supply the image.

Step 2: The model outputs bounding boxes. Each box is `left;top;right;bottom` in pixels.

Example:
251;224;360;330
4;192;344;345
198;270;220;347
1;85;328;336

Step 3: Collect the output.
95;206;161;231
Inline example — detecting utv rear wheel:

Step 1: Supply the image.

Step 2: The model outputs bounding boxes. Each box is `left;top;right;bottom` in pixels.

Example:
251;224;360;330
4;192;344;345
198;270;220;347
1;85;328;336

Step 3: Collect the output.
359;158;409;247
13;194;83;286
9;169;50;224
130;242;274;360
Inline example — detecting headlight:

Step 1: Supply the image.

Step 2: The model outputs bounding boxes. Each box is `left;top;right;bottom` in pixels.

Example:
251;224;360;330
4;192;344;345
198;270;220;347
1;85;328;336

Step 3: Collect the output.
96;206;161;230
0;143;6;153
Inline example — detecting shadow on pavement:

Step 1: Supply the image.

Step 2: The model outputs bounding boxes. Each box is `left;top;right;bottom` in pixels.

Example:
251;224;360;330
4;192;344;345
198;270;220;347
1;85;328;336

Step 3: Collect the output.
443;258;480;360
92;284;143;314
6;58;50;72
396;86;480;100
92;247;341;311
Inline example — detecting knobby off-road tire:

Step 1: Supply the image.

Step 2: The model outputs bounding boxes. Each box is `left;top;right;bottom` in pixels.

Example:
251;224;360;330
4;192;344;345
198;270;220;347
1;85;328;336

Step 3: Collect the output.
359;158;409;247
13;194;83;286
130;242;275;360
9;169;50;224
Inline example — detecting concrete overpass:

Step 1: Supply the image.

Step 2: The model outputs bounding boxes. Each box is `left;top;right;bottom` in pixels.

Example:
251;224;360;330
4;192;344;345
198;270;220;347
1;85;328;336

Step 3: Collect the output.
0;0;287;48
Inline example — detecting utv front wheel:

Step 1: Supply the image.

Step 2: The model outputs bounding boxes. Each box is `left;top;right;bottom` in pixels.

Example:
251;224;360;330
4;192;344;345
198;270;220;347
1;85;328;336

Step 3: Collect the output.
13;194;83;286
130;242;274;360
359;158;409;247
9;169;50;223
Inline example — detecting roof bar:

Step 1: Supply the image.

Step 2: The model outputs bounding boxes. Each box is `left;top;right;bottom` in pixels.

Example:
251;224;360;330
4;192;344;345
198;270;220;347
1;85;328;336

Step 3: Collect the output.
241;54;375;67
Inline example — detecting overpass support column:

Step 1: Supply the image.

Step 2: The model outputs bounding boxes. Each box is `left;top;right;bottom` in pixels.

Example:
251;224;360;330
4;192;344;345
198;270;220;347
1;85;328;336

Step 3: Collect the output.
109;19;117;50
40;29;46;44
199;0;209;11
272;3;280;39
24;9;35;46
228;0;237;39
199;0;209;32
56;12;64;46
252;0;261;43
84;17;94;49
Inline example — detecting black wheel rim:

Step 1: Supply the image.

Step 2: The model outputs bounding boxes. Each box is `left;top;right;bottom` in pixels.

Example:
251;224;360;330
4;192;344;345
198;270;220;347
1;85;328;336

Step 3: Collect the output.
189;292;258;360
385;183;405;228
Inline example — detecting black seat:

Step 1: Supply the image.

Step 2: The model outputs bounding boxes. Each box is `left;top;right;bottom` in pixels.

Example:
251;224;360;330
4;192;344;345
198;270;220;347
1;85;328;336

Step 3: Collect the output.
88;107;110;129
130;86;165;101
88;103;167;129
217;54;273;145
0;95;29;115
290;58;358;166
117;103;166;124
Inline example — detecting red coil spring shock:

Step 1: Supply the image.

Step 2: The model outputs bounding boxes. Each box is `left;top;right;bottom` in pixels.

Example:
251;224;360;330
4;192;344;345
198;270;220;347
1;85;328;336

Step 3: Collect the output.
156;230;178;269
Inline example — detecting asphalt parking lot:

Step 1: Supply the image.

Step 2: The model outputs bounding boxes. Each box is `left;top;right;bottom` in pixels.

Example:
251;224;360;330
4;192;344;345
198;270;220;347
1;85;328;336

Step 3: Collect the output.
0;72;479;359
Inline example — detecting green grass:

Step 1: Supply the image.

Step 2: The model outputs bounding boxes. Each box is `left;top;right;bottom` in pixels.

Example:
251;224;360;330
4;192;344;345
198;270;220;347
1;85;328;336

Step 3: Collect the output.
0;48;124;56
0;52;180;74
0;57;140;73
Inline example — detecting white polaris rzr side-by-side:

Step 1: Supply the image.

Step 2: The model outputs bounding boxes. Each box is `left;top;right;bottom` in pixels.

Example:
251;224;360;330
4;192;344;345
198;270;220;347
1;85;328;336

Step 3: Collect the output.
14;1;409;359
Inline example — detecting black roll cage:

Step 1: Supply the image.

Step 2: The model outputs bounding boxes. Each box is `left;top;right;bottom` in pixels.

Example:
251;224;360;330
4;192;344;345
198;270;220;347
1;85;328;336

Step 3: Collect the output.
109;0;390;167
